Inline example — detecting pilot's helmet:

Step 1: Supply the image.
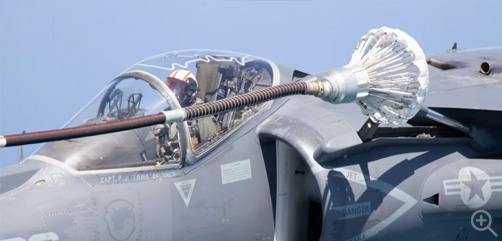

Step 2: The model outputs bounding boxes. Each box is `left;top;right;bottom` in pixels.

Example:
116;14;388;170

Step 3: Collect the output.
167;70;199;107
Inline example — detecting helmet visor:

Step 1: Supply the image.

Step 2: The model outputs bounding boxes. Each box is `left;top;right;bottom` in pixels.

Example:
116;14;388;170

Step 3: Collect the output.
167;77;188;93
166;77;197;105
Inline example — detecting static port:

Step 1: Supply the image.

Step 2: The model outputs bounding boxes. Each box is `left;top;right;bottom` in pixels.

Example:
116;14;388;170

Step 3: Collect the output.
481;62;491;75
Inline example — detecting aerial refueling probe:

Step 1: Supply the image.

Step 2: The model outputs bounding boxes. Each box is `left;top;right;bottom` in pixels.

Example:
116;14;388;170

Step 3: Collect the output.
0;27;429;148
0;82;313;147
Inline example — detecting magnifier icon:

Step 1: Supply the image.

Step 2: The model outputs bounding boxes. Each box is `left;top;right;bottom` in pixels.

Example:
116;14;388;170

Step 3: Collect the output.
471;210;498;237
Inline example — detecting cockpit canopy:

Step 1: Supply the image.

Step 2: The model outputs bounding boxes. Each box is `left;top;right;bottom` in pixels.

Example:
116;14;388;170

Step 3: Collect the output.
35;50;277;171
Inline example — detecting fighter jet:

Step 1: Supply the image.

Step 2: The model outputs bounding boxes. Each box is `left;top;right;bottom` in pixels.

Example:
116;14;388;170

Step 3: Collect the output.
1;27;501;241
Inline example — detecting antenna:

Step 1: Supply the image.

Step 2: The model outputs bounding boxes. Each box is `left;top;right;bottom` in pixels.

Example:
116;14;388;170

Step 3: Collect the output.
19;130;25;162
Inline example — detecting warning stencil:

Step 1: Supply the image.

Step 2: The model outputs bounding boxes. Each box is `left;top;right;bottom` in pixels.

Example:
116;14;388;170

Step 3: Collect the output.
221;159;252;185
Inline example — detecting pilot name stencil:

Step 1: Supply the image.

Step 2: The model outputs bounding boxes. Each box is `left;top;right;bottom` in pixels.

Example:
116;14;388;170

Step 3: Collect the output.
97;170;182;185
443;166;502;208
221;159;252;185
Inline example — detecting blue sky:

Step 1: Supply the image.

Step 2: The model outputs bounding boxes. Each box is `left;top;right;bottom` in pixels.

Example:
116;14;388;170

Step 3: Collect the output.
1;0;501;166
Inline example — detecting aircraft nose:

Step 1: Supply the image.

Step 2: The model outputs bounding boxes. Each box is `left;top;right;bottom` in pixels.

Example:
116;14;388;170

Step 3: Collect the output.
1;159;105;241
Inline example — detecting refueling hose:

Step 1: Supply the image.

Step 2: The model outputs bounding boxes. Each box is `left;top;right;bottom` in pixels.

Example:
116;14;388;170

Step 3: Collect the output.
1;81;316;148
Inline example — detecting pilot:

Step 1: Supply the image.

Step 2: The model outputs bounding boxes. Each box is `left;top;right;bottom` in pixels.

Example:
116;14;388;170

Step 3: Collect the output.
164;70;221;147
152;70;198;162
